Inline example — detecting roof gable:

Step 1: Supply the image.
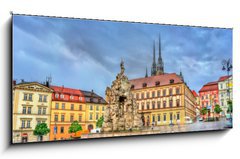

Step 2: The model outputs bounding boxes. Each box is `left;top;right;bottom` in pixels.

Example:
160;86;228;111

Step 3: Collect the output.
14;82;53;92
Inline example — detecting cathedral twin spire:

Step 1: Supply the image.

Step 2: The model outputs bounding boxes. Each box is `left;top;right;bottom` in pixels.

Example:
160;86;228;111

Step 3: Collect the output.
151;35;164;76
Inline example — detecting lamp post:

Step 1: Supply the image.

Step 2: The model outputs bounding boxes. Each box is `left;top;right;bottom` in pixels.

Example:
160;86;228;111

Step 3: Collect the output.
222;59;232;117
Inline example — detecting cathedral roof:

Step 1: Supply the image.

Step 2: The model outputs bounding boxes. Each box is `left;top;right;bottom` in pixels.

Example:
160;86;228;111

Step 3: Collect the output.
129;73;183;90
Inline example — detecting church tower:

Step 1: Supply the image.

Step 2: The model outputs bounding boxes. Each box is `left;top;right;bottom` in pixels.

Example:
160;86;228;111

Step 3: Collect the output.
151;41;157;76
156;34;164;75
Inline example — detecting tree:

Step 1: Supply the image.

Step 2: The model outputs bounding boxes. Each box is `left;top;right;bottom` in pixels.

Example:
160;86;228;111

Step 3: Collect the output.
227;100;233;114
33;123;50;141
214;104;222;120
96;116;104;128
214;104;222;114
200;107;208;116
68;121;82;135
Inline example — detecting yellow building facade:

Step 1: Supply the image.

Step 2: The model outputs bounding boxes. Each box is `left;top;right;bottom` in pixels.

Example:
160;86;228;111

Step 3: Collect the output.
12;82;53;143
82;90;107;130
130;73;196;126
49;86;107;141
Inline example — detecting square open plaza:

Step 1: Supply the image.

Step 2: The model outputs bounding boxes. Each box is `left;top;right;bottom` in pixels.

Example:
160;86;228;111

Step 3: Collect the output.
12;15;232;143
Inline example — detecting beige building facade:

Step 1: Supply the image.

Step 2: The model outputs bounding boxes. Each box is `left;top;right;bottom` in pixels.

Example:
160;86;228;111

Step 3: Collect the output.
12;82;53;143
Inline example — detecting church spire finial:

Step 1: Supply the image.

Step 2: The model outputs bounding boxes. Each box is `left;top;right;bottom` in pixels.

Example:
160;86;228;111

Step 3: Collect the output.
151;41;157;76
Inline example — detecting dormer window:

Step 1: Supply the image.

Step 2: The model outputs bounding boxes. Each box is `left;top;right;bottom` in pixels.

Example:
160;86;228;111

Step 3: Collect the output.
131;84;135;89
155;81;160;86
170;79;174;84
55;94;59;98
79;96;82;101
60;94;64;99
142;83;147;87
70;95;74;100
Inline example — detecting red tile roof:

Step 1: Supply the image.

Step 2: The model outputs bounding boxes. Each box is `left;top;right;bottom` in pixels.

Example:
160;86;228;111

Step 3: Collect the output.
218;75;231;82
129;73;183;90
192;90;198;97
51;85;84;96
199;81;218;92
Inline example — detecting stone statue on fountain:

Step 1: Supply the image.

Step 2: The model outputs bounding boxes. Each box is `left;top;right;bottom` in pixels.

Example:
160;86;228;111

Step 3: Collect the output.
102;59;142;132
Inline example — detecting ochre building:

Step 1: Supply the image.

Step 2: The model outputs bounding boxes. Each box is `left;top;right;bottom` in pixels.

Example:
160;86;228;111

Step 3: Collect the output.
12;82;53;143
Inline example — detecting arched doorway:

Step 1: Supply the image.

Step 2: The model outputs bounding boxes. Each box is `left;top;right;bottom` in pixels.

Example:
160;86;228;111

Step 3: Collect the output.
88;124;93;132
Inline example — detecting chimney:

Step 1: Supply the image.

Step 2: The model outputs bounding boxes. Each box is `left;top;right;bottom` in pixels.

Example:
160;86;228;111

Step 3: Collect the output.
12;80;16;86
21;79;24;83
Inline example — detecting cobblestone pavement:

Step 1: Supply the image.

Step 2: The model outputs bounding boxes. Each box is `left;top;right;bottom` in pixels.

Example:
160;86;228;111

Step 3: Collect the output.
82;118;231;139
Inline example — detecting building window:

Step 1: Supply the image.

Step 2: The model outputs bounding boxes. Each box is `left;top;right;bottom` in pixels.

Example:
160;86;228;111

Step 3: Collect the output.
29;94;33;101
23;93;33;101
55;103;59;109
90;105;93;110
163;90;166;96
152;91;155;98
141;93;144;99
54;115;58;122
102;106;105;111
152;115;155;122
146;92;149;98
202;96;204;100
38;107;42;115
55;94;59;98
96;106;99;111
163;101;166;108
43;95;47;102
26;120;31;128
23;94;28;101
79;115;82;122
169;100;173;108
70;115;74;122
220;84;223;89
39;95;43;102
163;114;166;121
152;101;155;109
21;120;25;128
43;108;46;115
176;88;180;94
26;107;31;114
169;89;172;96
158;115;160;121
176;99;180;107
141;103;144;110
71;104;74;110
22;107;26;114
170;79;174;84
60;94;64;99
177;113;180;120
60;127;64;134
61;115;65;122
136;93;139;99
89;113;93;120
62;103;65;110
157;101;160;109
157;90;161;97
147;102;150;110
79;105;82;110
70;95;74;100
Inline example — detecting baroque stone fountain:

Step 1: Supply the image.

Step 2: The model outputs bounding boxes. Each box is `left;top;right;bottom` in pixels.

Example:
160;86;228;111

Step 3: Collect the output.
102;60;142;132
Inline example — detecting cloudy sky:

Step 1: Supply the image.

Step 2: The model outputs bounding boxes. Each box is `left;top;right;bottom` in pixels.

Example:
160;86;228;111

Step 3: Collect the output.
13;15;232;97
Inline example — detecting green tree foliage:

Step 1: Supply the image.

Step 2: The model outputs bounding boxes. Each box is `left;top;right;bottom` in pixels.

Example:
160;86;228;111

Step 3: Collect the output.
33;123;50;141
214;104;222;114
96;116;104;128
68;121;82;134
200;107;208;115
227;100;233;114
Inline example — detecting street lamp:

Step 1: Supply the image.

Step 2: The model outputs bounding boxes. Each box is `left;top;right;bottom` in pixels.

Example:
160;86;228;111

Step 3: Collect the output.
222;59;232;117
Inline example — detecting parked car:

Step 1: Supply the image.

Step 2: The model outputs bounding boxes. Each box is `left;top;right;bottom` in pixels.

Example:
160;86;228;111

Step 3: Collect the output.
198;117;203;121
90;128;101;133
184;117;193;124
225;114;233;128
